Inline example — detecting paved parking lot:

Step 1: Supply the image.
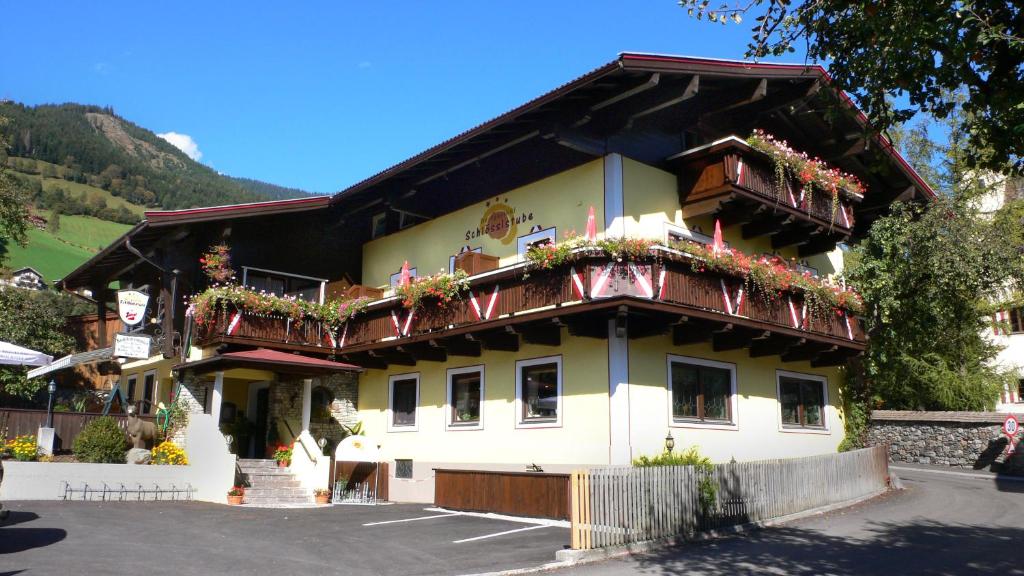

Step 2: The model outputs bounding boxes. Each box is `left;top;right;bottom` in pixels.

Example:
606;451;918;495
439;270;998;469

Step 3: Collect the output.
0;501;569;575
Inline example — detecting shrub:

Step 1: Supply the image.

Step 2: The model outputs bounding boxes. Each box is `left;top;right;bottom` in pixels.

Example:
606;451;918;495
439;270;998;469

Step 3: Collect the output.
633;446;717;514
73;417;128;463
151;441;188;465
5;434;39;461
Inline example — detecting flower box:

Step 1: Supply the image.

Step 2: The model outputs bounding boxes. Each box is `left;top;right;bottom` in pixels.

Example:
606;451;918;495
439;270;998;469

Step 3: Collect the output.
454;252;500;276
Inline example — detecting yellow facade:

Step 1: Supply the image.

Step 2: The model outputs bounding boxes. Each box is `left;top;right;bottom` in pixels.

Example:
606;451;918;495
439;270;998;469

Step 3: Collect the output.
358;336;610;466
361;159;606;287
119;355;177;413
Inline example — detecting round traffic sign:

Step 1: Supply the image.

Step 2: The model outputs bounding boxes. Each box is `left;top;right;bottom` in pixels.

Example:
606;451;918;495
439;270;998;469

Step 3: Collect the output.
1004;414;1019;437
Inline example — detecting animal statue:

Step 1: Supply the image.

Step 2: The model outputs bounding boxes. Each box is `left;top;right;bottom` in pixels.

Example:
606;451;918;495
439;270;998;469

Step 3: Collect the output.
125;405;158;450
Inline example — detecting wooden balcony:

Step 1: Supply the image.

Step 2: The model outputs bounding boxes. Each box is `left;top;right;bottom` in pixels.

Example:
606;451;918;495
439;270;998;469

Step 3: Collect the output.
669;137;861;257
195;250;864;369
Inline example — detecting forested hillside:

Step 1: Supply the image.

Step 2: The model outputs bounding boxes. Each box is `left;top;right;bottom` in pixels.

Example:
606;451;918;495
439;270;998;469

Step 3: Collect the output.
229;176;313;200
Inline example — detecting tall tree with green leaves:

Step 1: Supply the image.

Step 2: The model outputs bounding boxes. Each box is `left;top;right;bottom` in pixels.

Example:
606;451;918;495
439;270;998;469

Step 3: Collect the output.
844;110;1024;411
678;1;1024;175
0;117;29;265
0;289;80;399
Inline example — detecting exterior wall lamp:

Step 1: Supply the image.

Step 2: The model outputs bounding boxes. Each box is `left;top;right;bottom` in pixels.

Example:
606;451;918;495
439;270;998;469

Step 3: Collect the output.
664;431;675;454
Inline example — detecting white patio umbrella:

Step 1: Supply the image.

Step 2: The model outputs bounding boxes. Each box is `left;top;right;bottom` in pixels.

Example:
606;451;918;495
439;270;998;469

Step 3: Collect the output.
0;340;54;367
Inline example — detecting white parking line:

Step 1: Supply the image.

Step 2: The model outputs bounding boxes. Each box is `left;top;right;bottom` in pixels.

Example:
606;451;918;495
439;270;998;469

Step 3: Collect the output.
363;512;461;526
452;524;551;544
424;507;570;528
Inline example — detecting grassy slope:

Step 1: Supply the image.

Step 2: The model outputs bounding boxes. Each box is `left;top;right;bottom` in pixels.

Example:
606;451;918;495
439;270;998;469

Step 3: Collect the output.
11;158;148;216
6;214;131;282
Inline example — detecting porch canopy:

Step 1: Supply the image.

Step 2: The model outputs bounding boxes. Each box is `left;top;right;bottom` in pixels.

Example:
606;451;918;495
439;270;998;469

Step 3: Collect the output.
172;348;362;376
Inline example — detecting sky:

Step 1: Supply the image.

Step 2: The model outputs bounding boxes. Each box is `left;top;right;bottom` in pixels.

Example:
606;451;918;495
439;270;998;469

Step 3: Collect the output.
0;1;809;194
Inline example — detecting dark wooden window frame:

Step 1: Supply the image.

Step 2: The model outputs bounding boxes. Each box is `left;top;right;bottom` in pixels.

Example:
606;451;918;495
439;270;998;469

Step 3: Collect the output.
1009;307;1024;334
667;355;736;426
777;371;828;430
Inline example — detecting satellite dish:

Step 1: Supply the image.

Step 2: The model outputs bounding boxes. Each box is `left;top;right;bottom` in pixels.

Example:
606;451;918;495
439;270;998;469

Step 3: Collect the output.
334;436;380;462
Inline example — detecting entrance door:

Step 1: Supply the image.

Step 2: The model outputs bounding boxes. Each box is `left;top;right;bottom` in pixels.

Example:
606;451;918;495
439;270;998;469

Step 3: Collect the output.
253;387;270;459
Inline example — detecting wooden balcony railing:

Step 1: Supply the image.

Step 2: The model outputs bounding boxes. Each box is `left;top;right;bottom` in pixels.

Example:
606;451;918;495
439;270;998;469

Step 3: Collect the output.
195;251;864;357
670;137;860;250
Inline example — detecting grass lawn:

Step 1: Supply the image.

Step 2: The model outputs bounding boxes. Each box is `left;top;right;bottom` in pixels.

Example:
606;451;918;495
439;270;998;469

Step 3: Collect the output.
5;214;131;283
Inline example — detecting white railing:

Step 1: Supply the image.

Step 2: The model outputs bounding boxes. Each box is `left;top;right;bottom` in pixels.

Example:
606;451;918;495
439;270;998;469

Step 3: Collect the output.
570;446;889;550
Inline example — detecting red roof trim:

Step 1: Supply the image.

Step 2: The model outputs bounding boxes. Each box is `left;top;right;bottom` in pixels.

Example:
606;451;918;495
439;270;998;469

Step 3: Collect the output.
145;196;329;220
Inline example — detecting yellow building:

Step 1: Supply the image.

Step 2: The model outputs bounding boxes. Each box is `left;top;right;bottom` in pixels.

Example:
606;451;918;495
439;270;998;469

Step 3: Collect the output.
58;53;933;507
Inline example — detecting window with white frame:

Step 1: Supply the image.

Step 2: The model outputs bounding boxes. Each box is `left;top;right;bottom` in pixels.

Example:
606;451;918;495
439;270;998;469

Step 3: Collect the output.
389;267;418;287
142;370;157;410
665;222;715;247
667;355;737;426
515;356;562;427
517;227;557;259
125;374;138;403
777;371;828;430
371;212;387;239
447;365;484;429
388;373;419;431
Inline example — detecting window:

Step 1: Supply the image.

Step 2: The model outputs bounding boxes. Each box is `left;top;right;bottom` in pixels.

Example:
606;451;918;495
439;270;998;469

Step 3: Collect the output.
311;386;334;422
667;356;737;428
389;267;418;287
242;267;326;303
142;370;156;410
447;366;484;430
777;371;828;431
517;227;556;260
395;459;414;479
1010;308;1024;334
125;374;138;403
388;374;420;431
515;356;562;428
665;222;715;247
1017;379;1023;402
371;212;387;239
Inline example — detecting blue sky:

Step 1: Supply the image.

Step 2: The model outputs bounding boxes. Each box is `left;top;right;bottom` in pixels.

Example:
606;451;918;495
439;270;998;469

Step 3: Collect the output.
0;1;808;194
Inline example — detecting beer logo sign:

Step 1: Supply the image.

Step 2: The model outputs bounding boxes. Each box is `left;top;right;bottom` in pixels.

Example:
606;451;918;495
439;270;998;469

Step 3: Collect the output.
117;289;150;326
466;197;534;245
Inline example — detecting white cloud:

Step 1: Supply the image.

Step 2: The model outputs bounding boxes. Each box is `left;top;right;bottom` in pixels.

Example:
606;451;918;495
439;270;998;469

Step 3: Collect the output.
157;131;203;162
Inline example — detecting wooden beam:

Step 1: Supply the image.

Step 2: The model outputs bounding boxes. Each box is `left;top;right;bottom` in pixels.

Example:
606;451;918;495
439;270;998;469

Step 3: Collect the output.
343;353;387;370
397;343;447;363
811;348;860;367
627;75;699;124
566;316;609;339
713;328;768;352
742;216;787;239
370;349;416;367
478;328;520;352
798;235;841;257
674;319;716;346
771;225;821;249
782;343;835;363
441;336;482;357
750;335;804;358
519;322;562;347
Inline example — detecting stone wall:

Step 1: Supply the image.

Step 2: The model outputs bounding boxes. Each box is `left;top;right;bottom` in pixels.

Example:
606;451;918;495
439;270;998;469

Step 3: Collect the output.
867;410;1022;469
268;372;359;454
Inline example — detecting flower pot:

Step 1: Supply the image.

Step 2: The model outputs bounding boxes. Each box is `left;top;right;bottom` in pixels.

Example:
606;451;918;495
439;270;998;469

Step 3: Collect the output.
315;494;330;505
277;460;289;469
227;495;244;505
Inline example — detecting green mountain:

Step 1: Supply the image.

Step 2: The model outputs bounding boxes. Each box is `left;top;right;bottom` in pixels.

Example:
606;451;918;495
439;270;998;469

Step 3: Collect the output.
0;101;314;282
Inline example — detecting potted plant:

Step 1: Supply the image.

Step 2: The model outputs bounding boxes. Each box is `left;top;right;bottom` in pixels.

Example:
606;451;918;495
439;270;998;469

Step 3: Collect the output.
274;444;293;468
313;488;331;505
227;486;245;505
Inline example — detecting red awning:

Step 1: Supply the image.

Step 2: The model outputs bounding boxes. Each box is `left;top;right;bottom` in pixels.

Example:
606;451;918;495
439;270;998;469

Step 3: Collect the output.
173;348;363;376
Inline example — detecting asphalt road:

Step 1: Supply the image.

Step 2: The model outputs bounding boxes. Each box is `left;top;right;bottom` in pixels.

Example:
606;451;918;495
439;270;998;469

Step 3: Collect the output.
0;502;568;576
556;466;1024;576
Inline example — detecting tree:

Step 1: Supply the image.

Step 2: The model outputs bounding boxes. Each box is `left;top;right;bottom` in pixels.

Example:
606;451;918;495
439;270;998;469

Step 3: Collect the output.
678;1;1024;174
0;289;79;399
48;208;61;234
0;117;29;265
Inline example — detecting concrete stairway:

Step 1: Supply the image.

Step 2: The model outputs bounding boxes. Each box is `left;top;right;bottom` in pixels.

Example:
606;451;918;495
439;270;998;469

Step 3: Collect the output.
237;459;314;506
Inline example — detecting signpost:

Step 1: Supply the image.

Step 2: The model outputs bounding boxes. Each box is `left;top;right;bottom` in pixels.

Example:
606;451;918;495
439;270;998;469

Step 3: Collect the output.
114;333;152;360
1004;414;1020;455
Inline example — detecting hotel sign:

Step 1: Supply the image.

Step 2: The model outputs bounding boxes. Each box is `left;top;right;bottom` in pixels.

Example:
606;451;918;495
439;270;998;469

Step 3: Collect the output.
466;197;534;245
114;333;152;359
117;289;149;326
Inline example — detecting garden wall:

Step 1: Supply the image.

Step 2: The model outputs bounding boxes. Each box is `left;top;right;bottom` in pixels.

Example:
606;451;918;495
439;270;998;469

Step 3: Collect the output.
867;410;1022;469
1;413;235;503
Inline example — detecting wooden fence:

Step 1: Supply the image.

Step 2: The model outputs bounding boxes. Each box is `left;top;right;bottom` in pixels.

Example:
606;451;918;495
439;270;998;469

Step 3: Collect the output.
570;446;889;550
0;408;154;453
435;469;571;520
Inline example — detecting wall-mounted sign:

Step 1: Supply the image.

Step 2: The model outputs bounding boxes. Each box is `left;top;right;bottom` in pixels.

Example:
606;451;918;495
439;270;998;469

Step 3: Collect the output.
117;290;150;326
114;333;152;359
465;197;534;245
